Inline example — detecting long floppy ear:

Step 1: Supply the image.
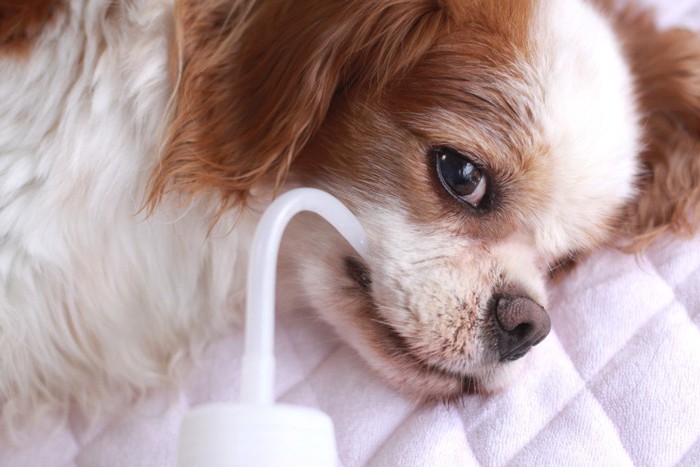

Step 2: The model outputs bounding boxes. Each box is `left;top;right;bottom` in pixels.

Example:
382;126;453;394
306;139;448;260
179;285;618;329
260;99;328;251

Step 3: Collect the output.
608;3;700;249
148;0;450;210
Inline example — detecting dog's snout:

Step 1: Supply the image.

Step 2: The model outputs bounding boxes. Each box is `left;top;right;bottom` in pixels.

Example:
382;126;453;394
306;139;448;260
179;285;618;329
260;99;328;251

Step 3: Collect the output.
493;295;551;361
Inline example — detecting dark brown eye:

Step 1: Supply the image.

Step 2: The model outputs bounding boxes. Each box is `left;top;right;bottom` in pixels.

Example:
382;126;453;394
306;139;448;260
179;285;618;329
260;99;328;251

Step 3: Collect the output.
434;147;487;208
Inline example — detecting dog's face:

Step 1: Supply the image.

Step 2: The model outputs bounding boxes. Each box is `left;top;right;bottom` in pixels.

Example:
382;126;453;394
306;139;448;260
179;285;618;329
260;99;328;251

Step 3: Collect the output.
289;0;640;397
152;0;700;399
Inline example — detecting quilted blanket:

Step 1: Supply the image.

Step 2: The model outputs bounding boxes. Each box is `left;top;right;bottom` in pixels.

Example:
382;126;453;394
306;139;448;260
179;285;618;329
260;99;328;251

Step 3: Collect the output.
3;1;700;466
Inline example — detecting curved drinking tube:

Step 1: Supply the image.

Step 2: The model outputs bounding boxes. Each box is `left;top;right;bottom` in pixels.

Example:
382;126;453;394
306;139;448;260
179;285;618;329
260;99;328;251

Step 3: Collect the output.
241;188;369;405
178;188;366;467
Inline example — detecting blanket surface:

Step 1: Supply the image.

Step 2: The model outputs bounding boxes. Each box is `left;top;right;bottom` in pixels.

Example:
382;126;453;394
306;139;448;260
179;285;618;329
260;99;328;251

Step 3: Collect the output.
3;1;700;465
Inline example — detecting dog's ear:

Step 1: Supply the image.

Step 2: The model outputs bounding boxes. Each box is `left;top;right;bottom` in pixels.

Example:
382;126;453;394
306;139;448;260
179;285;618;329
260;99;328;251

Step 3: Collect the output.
608;4;700;249
148;0;449;211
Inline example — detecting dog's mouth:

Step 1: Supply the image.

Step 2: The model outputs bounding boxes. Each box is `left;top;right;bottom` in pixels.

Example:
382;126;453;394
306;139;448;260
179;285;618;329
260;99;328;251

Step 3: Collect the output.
342;255;485;400
344;256;372;292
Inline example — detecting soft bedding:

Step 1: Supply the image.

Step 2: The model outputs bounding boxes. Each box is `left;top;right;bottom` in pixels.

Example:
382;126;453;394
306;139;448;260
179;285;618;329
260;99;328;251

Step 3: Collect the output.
3;0;700;465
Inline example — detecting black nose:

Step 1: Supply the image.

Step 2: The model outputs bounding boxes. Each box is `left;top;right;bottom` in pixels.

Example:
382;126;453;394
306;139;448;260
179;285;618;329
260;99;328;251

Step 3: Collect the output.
493;295;551;361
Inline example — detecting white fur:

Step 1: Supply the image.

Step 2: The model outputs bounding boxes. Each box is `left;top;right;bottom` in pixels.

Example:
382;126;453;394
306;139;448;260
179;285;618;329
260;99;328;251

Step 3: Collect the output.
0;0;254;425
531;0;641;256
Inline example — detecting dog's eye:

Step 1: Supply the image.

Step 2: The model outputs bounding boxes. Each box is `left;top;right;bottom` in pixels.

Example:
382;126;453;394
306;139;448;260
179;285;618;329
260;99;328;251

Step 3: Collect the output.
434;147;487;208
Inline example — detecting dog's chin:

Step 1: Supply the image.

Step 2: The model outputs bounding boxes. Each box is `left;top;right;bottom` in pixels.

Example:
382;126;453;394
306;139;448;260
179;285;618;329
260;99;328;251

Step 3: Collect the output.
342;256;524;402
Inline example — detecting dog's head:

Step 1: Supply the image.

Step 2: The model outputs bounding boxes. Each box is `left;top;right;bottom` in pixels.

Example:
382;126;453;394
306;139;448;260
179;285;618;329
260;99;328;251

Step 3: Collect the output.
150;0;700;399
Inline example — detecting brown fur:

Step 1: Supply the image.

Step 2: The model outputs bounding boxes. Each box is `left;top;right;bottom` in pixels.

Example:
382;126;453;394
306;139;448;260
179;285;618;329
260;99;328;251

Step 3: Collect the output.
442;0;536;55
294;58;542;244
149;0;453;210
606;2;700;250
383;33;545;239
148;0;540;212
0;0;62;56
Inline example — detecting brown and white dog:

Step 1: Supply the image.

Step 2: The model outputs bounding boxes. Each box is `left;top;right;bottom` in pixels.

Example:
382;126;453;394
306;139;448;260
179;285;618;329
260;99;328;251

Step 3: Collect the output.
1;0;699;427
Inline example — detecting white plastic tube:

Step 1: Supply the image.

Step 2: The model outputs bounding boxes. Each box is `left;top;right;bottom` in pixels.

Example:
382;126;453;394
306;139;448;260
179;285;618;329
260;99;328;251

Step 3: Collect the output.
241;187;369;404
178;188;368;467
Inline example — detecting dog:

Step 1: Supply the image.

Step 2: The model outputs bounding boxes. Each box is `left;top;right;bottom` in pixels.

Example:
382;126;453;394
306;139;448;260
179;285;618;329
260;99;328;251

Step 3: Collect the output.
1;0;699;428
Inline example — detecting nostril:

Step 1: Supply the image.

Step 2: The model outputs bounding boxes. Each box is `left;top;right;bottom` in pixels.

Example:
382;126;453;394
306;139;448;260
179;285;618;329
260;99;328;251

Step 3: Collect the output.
510;322;533;340
493;295;551;362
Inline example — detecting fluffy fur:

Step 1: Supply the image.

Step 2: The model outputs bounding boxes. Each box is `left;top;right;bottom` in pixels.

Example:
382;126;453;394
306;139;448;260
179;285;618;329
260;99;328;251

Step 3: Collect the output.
0;0;698;428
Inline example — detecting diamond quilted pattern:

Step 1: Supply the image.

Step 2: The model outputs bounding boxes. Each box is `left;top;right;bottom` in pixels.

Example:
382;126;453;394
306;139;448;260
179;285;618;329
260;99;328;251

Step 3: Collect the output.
587;303;700;466
508;390;633;466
